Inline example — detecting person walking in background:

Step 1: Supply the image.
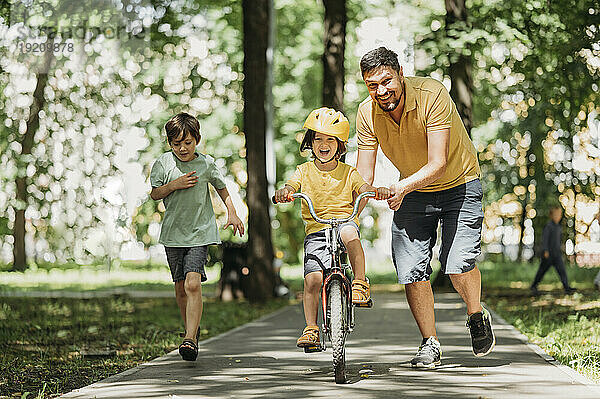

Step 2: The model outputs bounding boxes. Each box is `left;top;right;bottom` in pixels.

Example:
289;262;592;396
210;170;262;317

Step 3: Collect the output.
531;205;575;295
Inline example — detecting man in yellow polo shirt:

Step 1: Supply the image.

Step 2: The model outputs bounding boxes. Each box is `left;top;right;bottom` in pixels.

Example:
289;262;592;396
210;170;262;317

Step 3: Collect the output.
355;47;495;368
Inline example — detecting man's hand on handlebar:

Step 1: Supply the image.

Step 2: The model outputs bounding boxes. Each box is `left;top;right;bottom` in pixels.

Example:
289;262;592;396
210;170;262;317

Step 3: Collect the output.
273;185;296;203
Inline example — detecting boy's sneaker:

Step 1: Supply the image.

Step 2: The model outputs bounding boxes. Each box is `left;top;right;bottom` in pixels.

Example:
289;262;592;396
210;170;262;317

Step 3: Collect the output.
466;307;496;357
296;326;320;348
410;336;441;368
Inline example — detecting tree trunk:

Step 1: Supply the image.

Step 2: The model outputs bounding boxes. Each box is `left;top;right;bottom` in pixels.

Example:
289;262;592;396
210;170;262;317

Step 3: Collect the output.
218;242;250;301
243;0;277;302
322;0;346;113
517;198;527;262
445;0;473;137
12;50;53;272
432;0;472;287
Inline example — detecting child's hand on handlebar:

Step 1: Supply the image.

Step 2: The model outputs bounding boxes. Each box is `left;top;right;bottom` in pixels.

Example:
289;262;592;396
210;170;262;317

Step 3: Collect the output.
274;186;295;203
375;186;392;200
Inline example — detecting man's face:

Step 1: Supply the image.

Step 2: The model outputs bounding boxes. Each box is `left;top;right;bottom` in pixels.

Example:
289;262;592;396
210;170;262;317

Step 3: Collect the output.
170;132;198;162
363;66;404;112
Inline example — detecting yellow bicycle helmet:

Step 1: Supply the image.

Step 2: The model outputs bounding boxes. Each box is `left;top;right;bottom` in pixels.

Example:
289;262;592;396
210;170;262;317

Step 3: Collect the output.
303;107;350;142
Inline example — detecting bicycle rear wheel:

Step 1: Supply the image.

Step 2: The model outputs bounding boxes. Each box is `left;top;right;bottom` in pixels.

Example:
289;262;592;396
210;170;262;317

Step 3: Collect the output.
328;279;347;384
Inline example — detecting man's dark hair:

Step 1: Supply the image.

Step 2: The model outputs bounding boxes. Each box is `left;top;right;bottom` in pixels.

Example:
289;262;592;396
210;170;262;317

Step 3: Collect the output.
165;112;201;144
360;46;401;77
300;129;347;159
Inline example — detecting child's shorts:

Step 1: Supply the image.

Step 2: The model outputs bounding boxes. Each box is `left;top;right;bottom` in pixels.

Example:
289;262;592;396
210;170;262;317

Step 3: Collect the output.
303;221;359;276
164;246;208;283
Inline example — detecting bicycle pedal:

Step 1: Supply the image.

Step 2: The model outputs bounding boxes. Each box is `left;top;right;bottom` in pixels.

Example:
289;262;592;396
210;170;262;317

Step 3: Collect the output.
354;299;373;308
303;345;323;353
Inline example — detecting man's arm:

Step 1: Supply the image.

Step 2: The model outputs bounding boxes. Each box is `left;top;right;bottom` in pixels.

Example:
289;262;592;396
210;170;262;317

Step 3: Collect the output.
356;148;377;185
386;129;449;211
150;171;198;200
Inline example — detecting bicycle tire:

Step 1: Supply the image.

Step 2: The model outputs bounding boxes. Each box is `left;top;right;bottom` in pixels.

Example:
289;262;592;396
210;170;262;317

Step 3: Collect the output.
329;279;346;384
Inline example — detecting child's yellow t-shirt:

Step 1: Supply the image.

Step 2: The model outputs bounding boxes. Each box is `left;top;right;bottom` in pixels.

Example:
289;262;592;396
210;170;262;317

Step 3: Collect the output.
285;161;367;235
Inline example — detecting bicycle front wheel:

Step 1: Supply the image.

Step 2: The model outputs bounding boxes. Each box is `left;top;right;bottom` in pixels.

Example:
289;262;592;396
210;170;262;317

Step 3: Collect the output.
328;279;347;384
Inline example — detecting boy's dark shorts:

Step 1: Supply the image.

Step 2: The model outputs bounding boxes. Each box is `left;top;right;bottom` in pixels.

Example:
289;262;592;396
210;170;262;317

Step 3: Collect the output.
303;221;359;276
164;246;208;282
391;179;483;284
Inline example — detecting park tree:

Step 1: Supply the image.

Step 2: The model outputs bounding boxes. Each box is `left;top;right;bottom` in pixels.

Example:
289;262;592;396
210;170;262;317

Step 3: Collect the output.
0;1;156;269
242;0;277;301
417;0;598;266
322;0;346;112
12;50;54;271
444;0;473;136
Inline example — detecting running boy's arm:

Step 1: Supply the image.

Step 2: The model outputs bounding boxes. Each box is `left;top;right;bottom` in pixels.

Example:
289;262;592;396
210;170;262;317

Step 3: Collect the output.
150;171;198;200
216;187;245;237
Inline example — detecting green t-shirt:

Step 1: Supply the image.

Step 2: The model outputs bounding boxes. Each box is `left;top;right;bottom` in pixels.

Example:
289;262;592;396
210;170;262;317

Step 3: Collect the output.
150;151;226;247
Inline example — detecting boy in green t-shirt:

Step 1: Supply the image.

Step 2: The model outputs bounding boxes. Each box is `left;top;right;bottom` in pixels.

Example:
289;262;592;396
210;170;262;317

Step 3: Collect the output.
150;112;244;361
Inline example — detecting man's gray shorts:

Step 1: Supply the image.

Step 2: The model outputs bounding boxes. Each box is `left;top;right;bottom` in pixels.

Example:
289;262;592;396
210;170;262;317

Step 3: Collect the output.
303;221;359;276
391;179;483;284
164;246;208;282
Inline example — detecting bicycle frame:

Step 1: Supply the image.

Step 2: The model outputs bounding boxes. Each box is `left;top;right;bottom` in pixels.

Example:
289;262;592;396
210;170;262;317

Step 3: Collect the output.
279;192;376;345
273;190;376;383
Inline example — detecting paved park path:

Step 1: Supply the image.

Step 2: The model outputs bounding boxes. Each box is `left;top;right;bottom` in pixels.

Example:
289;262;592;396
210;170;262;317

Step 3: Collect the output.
61;292;600;399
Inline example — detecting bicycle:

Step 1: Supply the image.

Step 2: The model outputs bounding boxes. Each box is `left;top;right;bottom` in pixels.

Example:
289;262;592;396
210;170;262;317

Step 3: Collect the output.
273;191;377;384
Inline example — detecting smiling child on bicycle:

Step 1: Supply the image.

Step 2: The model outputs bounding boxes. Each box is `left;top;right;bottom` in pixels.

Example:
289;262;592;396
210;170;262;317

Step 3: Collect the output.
274;107;390;349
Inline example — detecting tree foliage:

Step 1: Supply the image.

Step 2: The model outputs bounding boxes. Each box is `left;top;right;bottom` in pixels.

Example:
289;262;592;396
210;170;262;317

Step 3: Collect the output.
419;0;599;260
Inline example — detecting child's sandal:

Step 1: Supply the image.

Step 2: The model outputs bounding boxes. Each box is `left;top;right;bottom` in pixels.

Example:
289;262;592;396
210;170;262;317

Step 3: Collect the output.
179;338;198;361
296;326;320;347
352;279;371;306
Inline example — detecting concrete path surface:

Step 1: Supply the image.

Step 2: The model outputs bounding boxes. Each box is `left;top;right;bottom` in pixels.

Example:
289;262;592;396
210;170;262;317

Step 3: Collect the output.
61;292;600;398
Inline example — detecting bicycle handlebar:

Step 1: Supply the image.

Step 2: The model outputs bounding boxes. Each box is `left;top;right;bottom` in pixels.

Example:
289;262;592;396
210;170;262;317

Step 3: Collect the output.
272;191;376;226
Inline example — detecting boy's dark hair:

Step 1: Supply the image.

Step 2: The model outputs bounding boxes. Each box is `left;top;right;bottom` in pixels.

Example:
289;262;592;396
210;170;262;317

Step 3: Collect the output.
165;112;201;144
300;129;347;159
360;46;401;77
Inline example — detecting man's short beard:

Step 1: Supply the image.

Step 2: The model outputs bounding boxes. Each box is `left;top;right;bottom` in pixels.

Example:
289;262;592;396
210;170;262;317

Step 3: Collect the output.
378;100;399;112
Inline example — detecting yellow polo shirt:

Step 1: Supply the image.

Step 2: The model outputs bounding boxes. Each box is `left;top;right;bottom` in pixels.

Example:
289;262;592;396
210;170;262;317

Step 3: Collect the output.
286;161;367;235
356;76;480;192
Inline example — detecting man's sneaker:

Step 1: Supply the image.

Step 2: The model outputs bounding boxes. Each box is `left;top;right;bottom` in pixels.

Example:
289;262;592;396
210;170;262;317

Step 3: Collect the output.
466;307;495;357
410;336;441;368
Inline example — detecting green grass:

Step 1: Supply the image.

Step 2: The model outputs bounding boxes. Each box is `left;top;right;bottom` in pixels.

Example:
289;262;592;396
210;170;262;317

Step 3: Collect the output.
0;295;290;398
479;260;600;383
0;262;223;296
